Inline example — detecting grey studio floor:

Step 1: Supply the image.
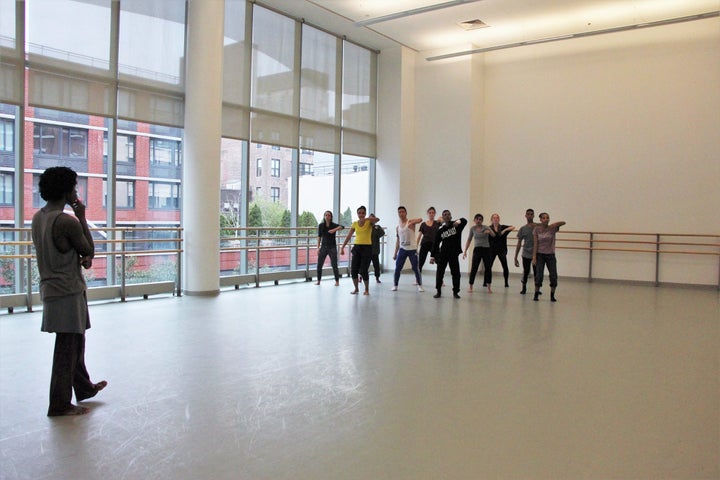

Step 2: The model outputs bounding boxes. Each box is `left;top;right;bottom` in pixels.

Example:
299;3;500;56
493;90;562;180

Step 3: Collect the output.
0;274;718;480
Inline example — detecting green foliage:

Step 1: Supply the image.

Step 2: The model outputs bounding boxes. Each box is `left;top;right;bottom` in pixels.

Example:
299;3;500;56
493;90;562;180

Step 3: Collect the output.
247;203;263;228
298;211;318;227
281;209;291;228
340;207;353;228
220;212;241;238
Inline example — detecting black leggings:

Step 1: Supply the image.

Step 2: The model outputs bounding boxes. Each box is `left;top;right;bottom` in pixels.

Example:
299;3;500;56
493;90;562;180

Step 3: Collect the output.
489;248;509;285
468;246;492;286
418;242;433;272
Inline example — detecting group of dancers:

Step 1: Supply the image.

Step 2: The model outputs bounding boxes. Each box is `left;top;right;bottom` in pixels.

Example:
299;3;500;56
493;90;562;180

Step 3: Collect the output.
316;206;565;301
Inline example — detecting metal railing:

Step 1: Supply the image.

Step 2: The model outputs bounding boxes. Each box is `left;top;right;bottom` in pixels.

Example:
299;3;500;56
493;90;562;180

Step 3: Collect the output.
2;226;717;313
219;226;387;288
538;231;720;288
0;226;183;313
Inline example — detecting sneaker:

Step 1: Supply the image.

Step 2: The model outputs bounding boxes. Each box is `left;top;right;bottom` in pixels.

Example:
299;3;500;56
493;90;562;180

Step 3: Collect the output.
453;293;461;299
391;286;398;291
417;285;425;292
433;293;441;298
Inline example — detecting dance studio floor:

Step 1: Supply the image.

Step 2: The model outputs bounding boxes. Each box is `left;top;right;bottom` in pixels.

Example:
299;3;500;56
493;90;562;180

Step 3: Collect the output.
1;276;718;479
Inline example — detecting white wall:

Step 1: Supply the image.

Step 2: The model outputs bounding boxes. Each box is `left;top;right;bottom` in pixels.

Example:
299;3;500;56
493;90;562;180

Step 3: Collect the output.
380;18;720;285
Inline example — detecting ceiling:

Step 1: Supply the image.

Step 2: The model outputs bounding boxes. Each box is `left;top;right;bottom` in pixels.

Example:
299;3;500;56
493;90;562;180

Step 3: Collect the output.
257;0;719;58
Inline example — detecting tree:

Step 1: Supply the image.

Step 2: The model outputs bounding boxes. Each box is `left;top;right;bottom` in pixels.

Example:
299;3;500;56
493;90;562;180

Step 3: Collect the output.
281;209;291;228
340;207;353;228
248;203;263;228
298;211;318;227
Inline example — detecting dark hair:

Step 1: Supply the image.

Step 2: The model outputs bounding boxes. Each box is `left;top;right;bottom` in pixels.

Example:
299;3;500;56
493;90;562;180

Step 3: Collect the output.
38;167;77;202
357;206;367;214
474;213;483;222
427;206;436;213
539;212;549;219
442;210;450;216
397;206;406;212
526;209;534;214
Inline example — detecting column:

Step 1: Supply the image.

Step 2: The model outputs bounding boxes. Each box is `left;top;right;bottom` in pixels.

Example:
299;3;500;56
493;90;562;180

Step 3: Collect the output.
182;0;224;295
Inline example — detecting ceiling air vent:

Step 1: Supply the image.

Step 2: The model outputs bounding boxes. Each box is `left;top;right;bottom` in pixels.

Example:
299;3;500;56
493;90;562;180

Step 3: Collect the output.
457;19;489;30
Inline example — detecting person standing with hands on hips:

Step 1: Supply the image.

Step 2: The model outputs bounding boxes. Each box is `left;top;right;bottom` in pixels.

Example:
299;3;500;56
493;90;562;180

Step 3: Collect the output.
31;167;107;416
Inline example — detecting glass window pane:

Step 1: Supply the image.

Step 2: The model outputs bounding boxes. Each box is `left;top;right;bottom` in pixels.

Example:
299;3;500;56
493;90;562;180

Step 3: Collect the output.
301;25;339;124
220;137;246;275
298;150;334;227
340;155;370;227
342;42;377;134
119;0;186;87
251;6;297;116
27;0;111;73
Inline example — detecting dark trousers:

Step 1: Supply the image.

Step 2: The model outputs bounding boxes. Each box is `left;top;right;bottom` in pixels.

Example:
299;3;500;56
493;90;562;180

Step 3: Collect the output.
351;245;372;284
489;248;510;285
418;242;433;272
49;333;94;415
469;246;492;286
370;253;381;279
435;254;460;294
317;245;340;281
521;256;536;285
535;253;558;290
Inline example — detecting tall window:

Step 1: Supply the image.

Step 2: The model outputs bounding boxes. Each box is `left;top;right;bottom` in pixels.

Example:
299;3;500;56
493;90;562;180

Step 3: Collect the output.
0;119;13;152
0;173;13;205
271;187;280;203
271;158;280;177
256;158;262;176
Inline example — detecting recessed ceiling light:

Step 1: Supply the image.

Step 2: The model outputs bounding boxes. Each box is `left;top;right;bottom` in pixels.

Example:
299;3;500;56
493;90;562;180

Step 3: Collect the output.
457;19;489;30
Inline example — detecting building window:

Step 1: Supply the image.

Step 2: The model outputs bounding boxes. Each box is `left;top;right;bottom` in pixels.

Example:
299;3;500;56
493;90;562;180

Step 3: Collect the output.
256;187;262;198
148;182;180;209
33;124;87;158
271;144;280;151
103;180;135;209
271;158;280;177
271;187;280;203
150;138;182;167
104;133;136;163
256;158;262;177
0;172;13;205
300;162;314;176
0;119;13;152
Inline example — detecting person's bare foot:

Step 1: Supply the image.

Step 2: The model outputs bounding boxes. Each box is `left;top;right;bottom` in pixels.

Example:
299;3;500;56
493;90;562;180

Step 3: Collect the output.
487;285;492;293
468;285;473;293
363;290;369;295
48;404;89;416
315;281;320;285
334;281;339;286
77;380;108;402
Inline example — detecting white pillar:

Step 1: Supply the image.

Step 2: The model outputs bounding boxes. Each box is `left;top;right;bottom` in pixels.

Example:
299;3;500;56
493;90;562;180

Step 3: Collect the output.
182;0;224;295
